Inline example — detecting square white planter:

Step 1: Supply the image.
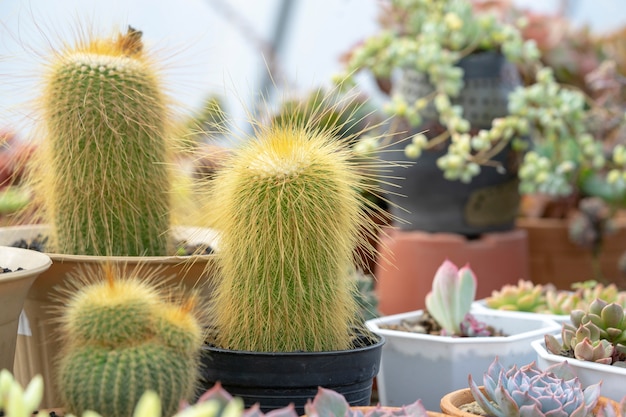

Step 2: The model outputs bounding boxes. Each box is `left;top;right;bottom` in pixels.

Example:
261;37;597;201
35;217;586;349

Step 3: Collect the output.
471;299;571;324
532;336;626;402
366;309;561;411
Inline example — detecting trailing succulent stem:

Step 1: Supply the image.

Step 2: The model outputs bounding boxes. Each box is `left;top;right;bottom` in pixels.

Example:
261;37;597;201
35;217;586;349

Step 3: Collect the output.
56;264;203;417
206;118;383;352
32;26;173;256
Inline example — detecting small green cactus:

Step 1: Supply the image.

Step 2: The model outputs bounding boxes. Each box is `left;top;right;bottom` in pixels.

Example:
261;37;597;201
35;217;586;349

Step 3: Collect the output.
56;264;204;417
204;116;384;352
30;26;174;256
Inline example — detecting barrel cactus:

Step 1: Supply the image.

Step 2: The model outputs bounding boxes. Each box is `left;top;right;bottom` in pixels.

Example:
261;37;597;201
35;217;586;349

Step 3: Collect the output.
469;357;602;417
30;26;173;256
545;298;626;366
56;264;203;417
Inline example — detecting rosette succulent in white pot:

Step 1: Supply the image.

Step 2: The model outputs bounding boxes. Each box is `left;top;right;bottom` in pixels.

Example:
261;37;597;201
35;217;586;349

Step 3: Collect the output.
365;260;561;411
532;298;626;402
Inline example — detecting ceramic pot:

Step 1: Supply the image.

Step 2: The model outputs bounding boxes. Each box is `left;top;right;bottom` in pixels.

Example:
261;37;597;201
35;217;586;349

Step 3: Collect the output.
0;246;51;374
375;228;529;315
440;387;621;416
382;51;523;235
517;216;626;289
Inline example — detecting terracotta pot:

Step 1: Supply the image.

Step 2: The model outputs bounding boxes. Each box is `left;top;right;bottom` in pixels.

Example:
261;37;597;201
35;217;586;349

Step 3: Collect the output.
0;224;218;409
440;387;621;416
375;228;529;315
517;215;626;289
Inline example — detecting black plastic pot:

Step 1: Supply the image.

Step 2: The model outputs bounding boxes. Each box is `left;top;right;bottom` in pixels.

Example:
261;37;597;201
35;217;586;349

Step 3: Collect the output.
196;333;384;414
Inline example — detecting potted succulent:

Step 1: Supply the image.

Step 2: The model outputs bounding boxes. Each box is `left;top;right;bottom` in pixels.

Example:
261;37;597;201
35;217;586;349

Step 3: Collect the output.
1;26;218;407
473;279;626;323
190;384;447;417
0;247;51;374
499;3;626;289
338;0;626;313
195;105;388;414
532;298;626;402
440;357;624;416
365;260;561;411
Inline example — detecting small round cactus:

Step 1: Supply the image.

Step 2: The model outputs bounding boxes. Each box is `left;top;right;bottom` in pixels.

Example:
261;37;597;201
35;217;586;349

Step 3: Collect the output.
56;264;204;417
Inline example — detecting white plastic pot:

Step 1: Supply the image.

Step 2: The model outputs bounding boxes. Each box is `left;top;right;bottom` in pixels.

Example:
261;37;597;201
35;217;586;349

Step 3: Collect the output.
471;299;571;324
366;309;561;411
532;336;626;402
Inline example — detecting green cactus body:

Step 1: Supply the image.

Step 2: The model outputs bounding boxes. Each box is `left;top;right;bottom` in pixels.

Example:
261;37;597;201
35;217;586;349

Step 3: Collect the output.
207;124;367;352
57;266;203;417
37;27;171;256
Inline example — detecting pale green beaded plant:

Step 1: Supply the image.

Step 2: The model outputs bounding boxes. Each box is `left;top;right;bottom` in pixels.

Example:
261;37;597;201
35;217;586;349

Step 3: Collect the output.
338;0;626;199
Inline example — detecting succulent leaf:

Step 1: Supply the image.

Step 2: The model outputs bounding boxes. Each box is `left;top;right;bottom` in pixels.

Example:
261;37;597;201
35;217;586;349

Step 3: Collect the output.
573;338;613;364
425;259;476;335
601;303;625;330
304;387;350;417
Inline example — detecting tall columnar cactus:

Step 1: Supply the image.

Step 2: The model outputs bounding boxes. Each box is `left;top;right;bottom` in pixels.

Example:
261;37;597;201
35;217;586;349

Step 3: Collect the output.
205;121;379;352
56;264;203;417
33;26;172;256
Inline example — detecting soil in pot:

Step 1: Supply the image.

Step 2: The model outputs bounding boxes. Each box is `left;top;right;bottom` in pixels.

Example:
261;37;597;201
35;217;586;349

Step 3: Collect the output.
377;310;507;337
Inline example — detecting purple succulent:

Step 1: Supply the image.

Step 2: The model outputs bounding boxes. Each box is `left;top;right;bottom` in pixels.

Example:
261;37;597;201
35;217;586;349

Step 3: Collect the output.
469;358;602;417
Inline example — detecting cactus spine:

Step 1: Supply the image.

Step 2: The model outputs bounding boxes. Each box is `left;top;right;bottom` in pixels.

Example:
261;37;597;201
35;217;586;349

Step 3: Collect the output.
56;264;203;417
34;27;172;256
206;120;378;353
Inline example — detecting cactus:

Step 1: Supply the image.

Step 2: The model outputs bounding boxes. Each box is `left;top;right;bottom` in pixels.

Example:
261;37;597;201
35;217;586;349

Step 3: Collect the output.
204;117;383;352
30;26;173;256
56;264;203;417
545;298;626;366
